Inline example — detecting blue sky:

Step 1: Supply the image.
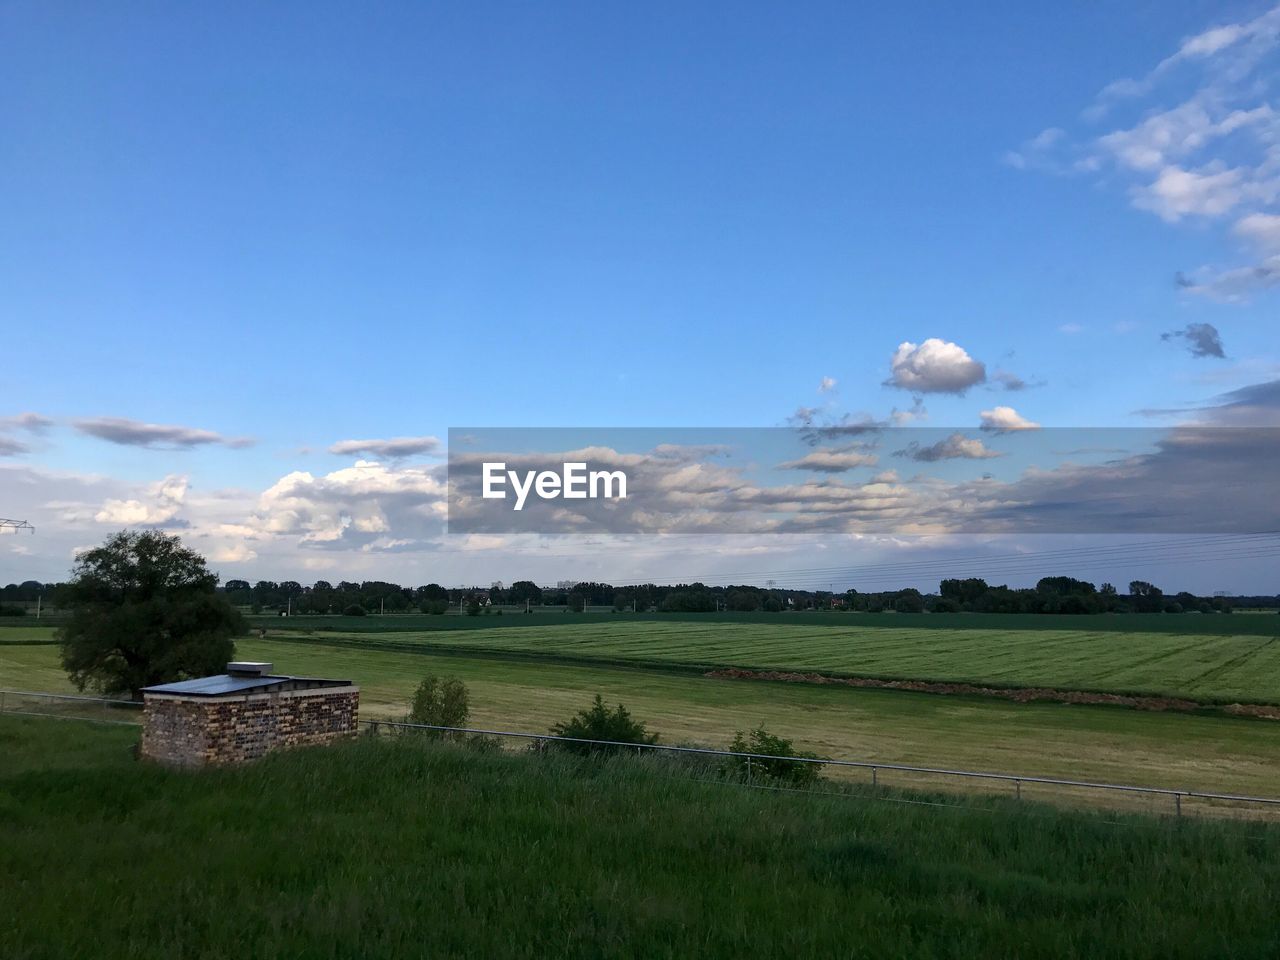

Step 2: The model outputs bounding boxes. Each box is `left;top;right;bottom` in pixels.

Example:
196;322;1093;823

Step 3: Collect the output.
1;1;1278;590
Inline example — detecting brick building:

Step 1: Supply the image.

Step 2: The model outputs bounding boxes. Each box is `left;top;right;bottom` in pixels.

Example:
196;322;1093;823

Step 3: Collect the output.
141;662;358;766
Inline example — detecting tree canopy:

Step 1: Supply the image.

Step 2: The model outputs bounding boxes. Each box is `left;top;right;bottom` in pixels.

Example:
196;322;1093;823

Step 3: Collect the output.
58;530;244;698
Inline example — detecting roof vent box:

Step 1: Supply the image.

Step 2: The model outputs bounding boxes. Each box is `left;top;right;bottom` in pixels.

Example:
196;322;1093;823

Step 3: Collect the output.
226;662;273;677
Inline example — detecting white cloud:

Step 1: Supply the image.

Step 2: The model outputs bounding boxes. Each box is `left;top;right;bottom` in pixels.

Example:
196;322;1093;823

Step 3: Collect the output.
1131;164;1246;222
254;459;446;549
1234;212;1280;252
979;406;1041;433
1015;4;1280;297
212;543;257;564
1058;323;1084;335
1099;103;1272;173
1003;127;1067;171
1178;256;1280;300
93;474;188;526
885;339;987;394
1178;23;1249;60
818;376;837;393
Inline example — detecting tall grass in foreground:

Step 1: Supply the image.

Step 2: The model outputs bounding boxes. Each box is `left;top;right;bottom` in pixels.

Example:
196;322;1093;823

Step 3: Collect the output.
1;716;1278;959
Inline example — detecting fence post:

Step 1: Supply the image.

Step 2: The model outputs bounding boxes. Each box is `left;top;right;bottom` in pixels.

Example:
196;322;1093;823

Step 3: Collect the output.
871;766;877;787
746;756;752;784
1175;793;1182;817
1015;779;1022;800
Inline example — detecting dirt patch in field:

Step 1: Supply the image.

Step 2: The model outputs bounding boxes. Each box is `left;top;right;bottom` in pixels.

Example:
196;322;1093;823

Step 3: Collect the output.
704;668;1280;719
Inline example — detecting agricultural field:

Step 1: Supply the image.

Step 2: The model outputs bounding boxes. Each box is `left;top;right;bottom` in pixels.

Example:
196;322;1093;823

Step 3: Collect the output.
257;619;1280;704
5;639;1279;811
2;716;1278;959
248;609;1280;637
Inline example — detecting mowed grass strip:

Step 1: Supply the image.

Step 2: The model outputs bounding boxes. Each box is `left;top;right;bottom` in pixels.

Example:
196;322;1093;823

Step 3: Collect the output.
241;609;1280;637
1;716;1278;960
284;621;1280;703
5;641;1278;807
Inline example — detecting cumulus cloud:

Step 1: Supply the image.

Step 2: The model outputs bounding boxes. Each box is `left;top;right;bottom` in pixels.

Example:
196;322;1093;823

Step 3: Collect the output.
255;459;446;549
1163;322;1227;358
818;376;837;393
93;475;189;526
979;406;1041;433
885;339;987;394
74;417;253;449
893;433;1003;462
328;436;441;458
778;448;878;473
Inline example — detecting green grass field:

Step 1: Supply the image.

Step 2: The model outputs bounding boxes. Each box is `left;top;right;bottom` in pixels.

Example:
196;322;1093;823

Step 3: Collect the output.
7;612;1280;702
1;715;1277;959
244;608;1280;637
252;619;1280;704
5;639;1279;811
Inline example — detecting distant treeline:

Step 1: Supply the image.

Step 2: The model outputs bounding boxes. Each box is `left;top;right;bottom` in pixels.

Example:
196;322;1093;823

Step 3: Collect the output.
2;576;1269;617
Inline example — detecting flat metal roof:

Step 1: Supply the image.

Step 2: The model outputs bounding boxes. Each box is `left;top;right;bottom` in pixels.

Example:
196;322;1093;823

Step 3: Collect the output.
142;674;353;697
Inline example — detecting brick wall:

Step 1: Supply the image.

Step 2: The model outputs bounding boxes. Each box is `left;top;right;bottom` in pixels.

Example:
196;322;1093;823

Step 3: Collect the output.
142;689;359;766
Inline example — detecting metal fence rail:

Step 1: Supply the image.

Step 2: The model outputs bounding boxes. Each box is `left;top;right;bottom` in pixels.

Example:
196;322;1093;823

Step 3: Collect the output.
0;689;142;725
3;690;1277;820
361;718;1280;819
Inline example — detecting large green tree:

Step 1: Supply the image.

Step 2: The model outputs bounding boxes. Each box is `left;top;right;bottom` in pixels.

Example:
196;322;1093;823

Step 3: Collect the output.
58;530;244;698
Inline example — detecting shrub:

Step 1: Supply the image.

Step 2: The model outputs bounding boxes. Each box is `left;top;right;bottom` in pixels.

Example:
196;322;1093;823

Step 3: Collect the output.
343;604;366;617
549;694;658;754
405;675;470;734
419;600;447;615
0;603;26;617
727;727;823;787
